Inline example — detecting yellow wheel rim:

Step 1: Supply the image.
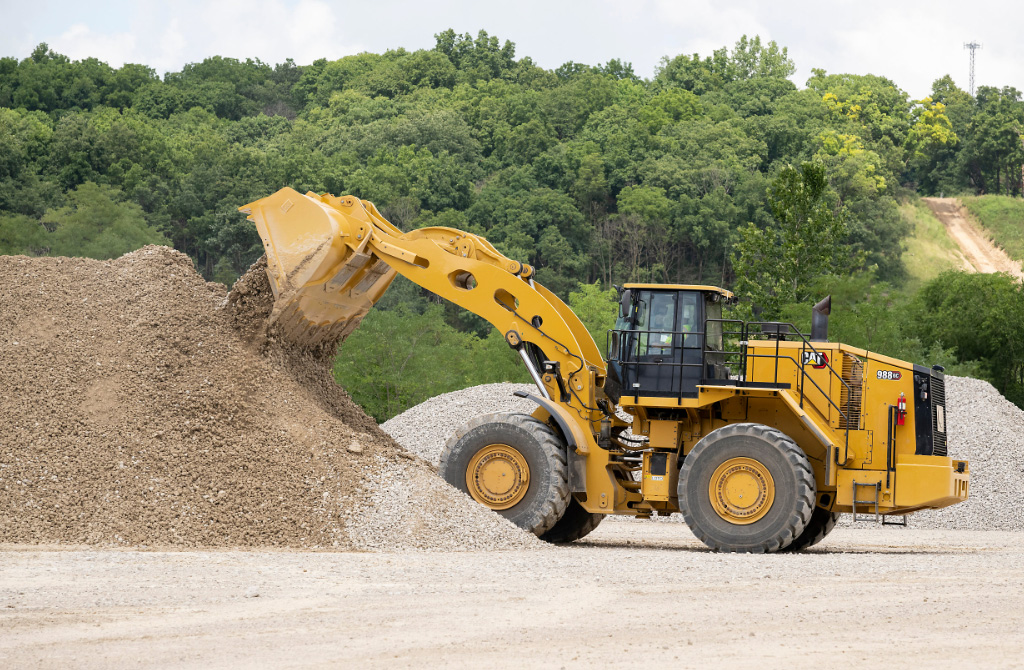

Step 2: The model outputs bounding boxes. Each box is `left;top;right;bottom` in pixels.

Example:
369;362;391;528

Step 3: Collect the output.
466;444;530;510
708;457;775;525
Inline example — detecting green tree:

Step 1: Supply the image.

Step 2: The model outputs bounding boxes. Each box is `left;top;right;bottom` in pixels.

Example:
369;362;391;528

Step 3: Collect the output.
905;97;958;171
568;281;618;356
333;304;525;421
733;162;853;315
914;271;1024;403
0;213;46;254
433;29;516;83
656;35;794;94
41;181;167;259
961;86;1024;196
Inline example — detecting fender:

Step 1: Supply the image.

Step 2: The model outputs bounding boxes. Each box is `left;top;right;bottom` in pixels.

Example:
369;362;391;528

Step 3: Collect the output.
513;391;591;493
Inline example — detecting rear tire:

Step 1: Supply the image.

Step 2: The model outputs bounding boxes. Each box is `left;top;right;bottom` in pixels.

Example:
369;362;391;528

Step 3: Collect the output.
540;497;604;543
678;423;815;553
779;506;840;552
439;413;570;537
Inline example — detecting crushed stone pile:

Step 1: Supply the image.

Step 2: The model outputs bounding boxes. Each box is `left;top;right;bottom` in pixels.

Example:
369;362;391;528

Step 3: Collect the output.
912;376;1024;531
381;383;536;464
0;247;535;551
384;377;1023;532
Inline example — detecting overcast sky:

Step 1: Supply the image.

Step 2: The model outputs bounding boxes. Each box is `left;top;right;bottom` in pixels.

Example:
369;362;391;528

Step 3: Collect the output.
1;0;1020;99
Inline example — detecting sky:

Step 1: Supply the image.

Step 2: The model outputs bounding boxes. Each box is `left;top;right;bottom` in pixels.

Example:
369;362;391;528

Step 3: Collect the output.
0;0;1021;99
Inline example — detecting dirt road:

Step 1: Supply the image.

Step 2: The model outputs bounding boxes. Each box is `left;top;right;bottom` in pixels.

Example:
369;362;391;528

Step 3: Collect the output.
922;197;1024;279
3;522;1023;669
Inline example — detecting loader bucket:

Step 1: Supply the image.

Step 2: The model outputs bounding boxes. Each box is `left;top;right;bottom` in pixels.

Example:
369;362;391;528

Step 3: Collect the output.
239;187;398;347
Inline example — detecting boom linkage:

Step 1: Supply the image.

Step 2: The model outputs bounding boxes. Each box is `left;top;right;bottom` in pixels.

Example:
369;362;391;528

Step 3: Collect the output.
239;188;606;428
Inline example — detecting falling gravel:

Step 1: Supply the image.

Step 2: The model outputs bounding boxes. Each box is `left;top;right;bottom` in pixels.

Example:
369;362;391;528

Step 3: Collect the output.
0;247;536;551
383;377;1024;531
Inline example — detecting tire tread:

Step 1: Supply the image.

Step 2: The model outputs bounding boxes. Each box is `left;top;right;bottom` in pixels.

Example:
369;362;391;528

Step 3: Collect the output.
439;412;569;537
678;422;815;553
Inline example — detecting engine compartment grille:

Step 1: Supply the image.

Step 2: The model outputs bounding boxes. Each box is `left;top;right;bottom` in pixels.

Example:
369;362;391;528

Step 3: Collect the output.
932;374;947;456
839;353;864;429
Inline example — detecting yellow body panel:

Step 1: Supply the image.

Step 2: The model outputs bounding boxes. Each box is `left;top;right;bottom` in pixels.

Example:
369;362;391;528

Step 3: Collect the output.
893;455;969;509
241;187;968;529
623;283;734;299
641;451;678;502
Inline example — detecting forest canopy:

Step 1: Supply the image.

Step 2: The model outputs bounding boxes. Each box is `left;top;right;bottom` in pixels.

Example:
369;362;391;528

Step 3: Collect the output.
2;31;1023;417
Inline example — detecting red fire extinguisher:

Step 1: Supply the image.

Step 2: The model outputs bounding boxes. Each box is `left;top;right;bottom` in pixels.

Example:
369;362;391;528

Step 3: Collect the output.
897;392;907;426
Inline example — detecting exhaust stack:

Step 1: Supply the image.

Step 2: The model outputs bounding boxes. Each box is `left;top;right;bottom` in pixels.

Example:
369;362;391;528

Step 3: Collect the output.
811;295;831;342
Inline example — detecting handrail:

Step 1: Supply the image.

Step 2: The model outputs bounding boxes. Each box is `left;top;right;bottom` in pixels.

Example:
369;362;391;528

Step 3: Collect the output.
609;318;858;465
737;319;857;464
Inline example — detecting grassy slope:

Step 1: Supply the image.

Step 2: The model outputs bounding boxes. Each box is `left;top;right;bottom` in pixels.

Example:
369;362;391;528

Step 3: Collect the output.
961;195;1024;262
899;199;963;291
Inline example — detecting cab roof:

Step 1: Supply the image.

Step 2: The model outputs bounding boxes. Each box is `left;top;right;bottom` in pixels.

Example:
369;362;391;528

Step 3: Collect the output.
623;283;735;300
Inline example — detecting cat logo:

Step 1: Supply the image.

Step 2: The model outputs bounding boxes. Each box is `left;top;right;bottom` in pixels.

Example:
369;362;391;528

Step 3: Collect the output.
802;351;829;369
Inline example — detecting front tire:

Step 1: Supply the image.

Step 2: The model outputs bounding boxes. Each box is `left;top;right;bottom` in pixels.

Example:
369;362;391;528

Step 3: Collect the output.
439;413;570;537
678;423;815;553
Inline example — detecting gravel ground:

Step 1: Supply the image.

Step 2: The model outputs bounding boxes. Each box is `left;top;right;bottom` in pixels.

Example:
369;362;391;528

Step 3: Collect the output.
2;524;1022;669
345;453;538;551
382;376;1023;531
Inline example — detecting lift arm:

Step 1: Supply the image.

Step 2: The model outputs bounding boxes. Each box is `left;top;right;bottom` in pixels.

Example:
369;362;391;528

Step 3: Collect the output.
240;187;608;429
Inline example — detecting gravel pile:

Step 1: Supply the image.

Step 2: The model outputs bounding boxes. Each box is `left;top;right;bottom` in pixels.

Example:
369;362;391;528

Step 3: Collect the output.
381;383;536;464
0;248;535;551
911;376;1024;531
384;377;1023;531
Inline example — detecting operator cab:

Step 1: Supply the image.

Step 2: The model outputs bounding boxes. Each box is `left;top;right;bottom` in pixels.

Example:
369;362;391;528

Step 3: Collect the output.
607;284;734;401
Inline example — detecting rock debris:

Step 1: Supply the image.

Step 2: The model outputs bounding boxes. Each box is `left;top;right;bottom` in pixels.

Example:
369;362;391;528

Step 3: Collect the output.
0;247;535;551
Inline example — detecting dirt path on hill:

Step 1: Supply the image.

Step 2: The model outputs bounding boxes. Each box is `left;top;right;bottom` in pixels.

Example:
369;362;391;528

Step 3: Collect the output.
922;197;1024;279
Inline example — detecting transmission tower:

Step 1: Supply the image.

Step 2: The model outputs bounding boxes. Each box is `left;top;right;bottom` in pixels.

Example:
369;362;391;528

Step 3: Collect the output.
964;41;982;96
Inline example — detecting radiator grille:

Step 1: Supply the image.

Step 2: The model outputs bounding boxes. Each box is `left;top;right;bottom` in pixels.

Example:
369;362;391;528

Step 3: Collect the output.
839;353;864;429
932;374;947;456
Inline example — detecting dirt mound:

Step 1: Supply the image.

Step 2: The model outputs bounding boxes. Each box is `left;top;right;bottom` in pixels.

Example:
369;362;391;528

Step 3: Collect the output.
0;247;534;551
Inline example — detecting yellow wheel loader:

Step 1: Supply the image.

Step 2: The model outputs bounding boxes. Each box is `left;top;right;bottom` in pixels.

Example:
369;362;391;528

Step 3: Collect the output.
240;188;970;553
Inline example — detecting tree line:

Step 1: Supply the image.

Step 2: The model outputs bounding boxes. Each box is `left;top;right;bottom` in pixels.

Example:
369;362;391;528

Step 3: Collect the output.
2;31;1023;417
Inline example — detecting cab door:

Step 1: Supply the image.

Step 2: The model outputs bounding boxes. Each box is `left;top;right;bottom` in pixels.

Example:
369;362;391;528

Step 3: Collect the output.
613;290;704;399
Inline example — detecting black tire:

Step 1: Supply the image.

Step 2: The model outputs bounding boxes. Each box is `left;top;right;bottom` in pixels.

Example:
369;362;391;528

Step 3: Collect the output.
678;423;815;553
540;497;604;543
439;413;570;537
780;506;840;552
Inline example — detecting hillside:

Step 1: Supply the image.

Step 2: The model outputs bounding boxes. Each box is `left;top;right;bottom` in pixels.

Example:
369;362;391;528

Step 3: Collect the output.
899;199;968;289
922;197;1024;279
2;33;1024;415
961;195;1024;263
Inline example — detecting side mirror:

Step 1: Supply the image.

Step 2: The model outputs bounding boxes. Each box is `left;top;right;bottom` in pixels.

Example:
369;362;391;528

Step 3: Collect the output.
619;289;632;319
